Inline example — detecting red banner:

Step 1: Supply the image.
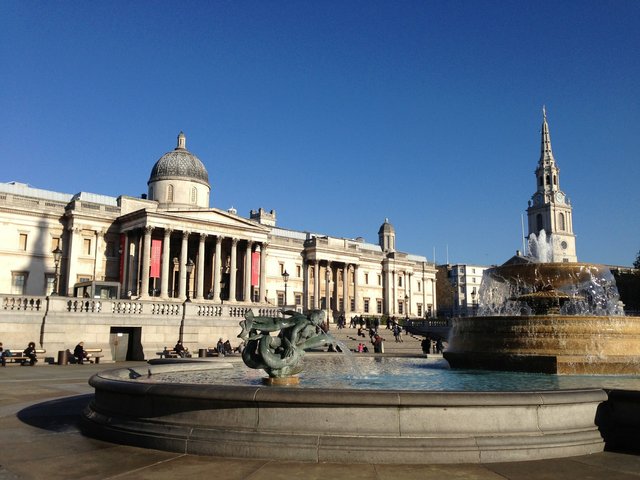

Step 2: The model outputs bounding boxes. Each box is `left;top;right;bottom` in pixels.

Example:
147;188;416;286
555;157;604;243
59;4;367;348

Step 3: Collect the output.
251;252;260;286
150;239;162;278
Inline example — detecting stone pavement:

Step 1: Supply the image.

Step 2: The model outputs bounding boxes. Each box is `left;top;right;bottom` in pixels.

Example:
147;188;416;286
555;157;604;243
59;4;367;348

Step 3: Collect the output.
1;362;640;480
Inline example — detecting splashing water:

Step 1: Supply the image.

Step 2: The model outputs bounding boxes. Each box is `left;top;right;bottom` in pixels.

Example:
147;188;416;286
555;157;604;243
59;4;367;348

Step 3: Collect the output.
528;229;553;262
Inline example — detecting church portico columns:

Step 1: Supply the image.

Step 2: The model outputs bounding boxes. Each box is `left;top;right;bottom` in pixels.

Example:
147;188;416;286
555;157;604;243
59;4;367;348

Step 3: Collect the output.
353;264;359;313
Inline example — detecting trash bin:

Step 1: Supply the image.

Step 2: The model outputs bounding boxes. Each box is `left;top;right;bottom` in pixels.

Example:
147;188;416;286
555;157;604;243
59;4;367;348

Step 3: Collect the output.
57;350;68;365
198;348;206;358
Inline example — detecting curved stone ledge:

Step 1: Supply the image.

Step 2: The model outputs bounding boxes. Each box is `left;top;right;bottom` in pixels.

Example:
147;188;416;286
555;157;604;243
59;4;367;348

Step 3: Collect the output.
81;365;607;464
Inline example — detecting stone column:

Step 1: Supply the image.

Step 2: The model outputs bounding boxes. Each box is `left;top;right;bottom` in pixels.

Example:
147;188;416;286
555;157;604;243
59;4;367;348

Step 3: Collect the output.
313;261;319;309
353;264;359;313
213;236;222;302
342;264;349;313
121;231;130;296
196;233;206;299
303;261;309;311
93;230;105;281
179;231;189;300
65;225;82;296
229;238;238;302
244;241;252;302
259;243;267;303
407;272;412;316
160;228;172;298
140;226;153;299
325;262;332;313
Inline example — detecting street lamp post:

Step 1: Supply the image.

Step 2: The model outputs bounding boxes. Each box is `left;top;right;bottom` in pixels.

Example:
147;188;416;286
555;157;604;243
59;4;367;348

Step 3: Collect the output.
185;259;194;302
404;294;409;318
52;246;63;296
282;270;289;307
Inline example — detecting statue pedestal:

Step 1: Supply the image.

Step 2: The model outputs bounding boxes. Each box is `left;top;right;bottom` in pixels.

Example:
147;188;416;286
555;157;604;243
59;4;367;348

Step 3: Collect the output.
262;376;300;386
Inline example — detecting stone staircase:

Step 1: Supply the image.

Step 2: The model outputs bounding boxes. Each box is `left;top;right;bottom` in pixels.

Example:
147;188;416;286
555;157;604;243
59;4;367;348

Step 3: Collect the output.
326;326;426;355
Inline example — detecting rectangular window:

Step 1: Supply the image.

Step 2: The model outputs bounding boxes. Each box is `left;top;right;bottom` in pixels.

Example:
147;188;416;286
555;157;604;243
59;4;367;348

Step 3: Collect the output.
84;238;92;255
364;273;369;284
398;301;404;315
296;265;301;277
398;276;403;287
277;292;285;307
364;298;370;313
19;233;28;251
339;298;344;311
376;299;383;314
295;293;302;306
11;272;28;294
377;275;381;286
417;304;423;317
417;281;421;292
350;297;355;311
310;295;315;307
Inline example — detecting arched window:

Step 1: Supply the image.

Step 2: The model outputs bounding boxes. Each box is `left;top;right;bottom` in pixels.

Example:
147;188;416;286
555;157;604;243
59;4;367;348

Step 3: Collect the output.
191;187;197;204
536;213;543;232
553;175;557;185
167;184;174;202
545;175;550;186
558;212;565;231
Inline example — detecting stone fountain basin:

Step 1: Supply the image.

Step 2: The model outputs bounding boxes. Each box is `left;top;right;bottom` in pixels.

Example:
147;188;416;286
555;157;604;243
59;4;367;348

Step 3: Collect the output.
81;363;606;464
485;262;607;290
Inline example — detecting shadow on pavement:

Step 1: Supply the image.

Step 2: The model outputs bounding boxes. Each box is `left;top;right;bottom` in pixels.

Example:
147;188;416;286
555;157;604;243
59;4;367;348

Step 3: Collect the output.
17;394;93;432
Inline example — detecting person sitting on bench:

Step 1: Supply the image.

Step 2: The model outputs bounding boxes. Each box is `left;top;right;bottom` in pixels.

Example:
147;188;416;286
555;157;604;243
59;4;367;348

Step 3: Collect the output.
73;341;92;364
22;342;38;366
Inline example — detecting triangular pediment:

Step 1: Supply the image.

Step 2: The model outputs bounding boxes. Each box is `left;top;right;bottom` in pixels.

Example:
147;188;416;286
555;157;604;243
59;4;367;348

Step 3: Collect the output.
160;208;269;231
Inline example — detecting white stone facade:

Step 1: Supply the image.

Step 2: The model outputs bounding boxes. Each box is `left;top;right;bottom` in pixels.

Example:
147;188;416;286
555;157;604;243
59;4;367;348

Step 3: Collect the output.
0;133;436;360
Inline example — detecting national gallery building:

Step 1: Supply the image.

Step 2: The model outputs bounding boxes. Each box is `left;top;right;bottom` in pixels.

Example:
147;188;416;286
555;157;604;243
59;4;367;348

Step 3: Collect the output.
0;133;436;360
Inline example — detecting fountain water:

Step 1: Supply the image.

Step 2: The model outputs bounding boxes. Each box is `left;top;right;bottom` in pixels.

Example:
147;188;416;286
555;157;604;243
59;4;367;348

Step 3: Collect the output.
445;247;640;374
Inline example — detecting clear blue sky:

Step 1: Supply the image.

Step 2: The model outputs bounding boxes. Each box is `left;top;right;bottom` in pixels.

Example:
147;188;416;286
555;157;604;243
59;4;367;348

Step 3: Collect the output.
2;1;639;267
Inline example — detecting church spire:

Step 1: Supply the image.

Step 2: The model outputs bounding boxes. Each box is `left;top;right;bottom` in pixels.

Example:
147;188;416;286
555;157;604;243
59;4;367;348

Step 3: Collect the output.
539;106;554;164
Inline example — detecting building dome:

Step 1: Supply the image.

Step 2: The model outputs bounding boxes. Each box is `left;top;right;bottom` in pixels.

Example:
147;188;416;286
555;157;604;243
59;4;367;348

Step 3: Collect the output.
148;132;209;187
378;218;395;235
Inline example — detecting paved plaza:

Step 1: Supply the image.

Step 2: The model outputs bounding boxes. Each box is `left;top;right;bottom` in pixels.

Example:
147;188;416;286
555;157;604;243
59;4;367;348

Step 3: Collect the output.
1;362;640;480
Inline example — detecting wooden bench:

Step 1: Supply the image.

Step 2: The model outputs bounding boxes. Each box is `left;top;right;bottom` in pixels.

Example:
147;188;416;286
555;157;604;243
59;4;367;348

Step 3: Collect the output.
157;350;180;358
2;348;46;365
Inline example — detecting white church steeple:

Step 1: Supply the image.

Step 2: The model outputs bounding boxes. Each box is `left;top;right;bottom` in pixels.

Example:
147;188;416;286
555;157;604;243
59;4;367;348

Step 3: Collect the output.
526;108;577;262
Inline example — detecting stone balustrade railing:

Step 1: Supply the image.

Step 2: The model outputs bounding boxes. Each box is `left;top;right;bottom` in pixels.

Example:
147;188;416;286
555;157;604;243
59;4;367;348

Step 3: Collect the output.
0;294;272;321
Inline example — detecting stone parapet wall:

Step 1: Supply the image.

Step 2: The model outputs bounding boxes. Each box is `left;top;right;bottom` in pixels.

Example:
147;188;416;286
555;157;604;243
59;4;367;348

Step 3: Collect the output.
0;294;277;361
